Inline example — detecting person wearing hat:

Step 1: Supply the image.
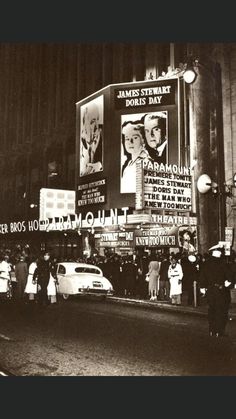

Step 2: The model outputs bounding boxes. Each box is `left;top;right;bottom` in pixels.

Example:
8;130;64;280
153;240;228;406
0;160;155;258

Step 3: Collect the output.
199;246;232;337
0;254;12;298
159;254;171;301
168;255;183;305
33;252;57;306
182;254;200;306
15;255;28;300
24;256;39;302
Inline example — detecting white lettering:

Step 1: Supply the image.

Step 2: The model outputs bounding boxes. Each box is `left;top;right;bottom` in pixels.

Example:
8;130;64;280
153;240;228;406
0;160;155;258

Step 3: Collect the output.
98;210;105;226
148;95;162;105
110;208;118;225
0;224;8;234
28;219;39;231
125;98;146;107
85;212;94;226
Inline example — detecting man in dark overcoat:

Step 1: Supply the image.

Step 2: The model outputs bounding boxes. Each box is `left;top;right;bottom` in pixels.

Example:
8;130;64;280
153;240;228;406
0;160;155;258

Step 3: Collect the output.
159;254;170;301
199;246;232;337
15;255;28;300
33;252;56;306
122;255;138;297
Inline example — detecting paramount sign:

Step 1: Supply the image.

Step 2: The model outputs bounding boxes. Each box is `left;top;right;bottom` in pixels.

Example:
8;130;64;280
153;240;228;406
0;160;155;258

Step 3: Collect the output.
136;161;192;212
0;208;130;234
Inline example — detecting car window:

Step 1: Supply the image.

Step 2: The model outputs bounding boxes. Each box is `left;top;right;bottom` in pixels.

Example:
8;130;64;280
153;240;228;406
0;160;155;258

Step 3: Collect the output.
75;267;101;275
58;265;66;275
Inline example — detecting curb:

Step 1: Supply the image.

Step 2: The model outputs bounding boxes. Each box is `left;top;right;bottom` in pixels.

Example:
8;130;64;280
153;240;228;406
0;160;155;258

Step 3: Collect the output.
107;296;236;319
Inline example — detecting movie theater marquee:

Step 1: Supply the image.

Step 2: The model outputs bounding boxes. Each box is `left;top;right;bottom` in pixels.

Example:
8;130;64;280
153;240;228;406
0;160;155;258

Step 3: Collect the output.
136;161;192;212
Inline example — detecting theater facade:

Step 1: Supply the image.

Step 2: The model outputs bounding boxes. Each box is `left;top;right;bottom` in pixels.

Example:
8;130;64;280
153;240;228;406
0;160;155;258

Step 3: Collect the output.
0;43;235;259
74;77;198;258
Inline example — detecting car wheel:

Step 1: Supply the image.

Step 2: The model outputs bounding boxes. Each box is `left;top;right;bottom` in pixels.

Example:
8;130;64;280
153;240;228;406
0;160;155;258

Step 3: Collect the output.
62;294;69;300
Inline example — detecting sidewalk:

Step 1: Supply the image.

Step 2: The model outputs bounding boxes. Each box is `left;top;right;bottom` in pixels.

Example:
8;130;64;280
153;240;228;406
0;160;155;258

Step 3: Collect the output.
107;295;236;319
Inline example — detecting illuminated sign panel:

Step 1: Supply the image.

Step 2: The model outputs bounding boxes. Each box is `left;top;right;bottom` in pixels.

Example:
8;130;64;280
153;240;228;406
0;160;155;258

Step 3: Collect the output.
39;188;75;220
77;179;106;207
135;227;177;247
114;80;176;110
95;231;134;248
136;161;192;212
135;225;197;250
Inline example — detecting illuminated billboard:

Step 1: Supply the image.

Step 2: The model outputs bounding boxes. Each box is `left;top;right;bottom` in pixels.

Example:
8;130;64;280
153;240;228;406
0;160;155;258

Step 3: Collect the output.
120;111;168;193
76;78;182;214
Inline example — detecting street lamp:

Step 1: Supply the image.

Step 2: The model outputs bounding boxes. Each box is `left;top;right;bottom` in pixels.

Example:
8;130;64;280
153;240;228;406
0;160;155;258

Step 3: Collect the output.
182;57;216;85
197;174;236;198
183;58;197;84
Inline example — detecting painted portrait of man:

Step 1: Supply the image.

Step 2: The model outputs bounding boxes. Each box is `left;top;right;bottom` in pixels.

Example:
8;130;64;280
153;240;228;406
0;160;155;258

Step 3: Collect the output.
141;111;168;165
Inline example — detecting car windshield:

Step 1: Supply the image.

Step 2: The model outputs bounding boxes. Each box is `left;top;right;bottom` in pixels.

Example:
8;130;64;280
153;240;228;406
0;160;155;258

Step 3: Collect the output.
74;267;101;275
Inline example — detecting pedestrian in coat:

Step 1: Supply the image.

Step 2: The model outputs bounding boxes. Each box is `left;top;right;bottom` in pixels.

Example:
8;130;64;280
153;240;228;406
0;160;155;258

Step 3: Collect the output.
47;271;58;304
33;252;57;306
147;257;160;301
15;255;28;300
9;263;17;301
141;254;150;299
24;257;38;302
122;255;138;297
182;254;200;306
168;256;183;305
0;254;12;298
159;254;170;300
109;255;122;295
199;246;233;337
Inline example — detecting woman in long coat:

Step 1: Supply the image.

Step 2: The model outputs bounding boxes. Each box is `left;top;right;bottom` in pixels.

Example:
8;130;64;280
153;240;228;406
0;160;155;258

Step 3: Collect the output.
168;256;183;305
24;257;38;301
47;272;58;304
148;258;160;301
0;255;12;298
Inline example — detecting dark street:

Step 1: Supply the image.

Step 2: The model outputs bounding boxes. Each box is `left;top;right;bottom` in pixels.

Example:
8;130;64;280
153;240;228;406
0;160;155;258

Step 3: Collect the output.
0;297;236;376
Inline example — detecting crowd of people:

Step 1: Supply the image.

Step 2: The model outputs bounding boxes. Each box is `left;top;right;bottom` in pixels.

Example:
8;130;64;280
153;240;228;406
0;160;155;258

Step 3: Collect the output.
0;244;58;306
0;243;236;337
80;248;236;337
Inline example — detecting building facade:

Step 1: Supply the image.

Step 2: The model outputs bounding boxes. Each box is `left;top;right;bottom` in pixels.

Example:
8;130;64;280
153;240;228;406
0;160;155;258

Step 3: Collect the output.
0;43;236;257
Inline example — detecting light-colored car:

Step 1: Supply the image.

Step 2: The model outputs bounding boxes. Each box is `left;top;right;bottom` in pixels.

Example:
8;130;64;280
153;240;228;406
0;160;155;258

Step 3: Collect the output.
0;277;10;295
56;262;114;300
